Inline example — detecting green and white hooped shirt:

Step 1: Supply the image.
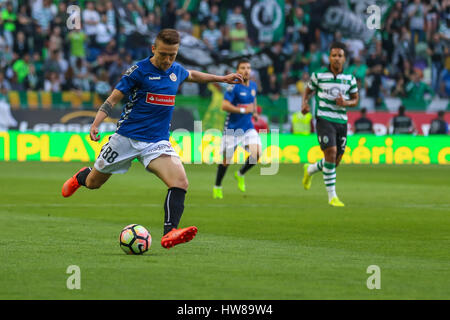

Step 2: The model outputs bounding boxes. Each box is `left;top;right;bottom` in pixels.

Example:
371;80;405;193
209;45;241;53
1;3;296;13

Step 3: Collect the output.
307;67;358;124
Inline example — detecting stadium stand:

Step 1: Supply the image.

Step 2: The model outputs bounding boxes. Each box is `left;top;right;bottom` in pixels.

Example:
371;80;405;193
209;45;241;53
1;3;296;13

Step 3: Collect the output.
0;0;449;133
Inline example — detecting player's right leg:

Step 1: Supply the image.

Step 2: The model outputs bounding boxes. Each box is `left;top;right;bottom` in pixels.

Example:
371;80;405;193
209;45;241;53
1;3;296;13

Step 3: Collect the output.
213;134;236;199
62;133;134;197
62;167;111;197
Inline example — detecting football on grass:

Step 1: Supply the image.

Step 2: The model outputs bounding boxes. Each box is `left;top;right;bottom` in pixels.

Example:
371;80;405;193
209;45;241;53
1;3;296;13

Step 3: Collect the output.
119;224;151;255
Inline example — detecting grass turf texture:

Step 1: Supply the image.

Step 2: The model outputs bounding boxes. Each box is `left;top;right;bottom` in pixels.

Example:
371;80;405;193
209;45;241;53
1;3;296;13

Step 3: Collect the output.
0;162;449;300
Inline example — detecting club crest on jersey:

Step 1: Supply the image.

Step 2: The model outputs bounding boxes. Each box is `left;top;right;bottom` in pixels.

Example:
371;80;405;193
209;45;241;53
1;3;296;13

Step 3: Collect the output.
251;89;256;96
169;73;177;81
124;65;138;76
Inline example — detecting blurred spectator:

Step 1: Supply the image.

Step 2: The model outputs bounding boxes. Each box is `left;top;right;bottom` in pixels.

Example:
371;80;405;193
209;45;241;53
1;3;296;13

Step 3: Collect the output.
226;6;246;27
229;21;248;53
366;42;387;108
32;0;56;34
428;33;445;94
13;31;29;57
407;0;427;45
12;53;31;90
197;0;211;26
83;1;101;45
439;14;450;46
285;7;310;52
161;0;178;29
202;19;222;54
295;72;310;96
0;84;17;131
48;26;63;53
1;1;17;47
291;107;312;135
440;66;450;98
95;69;112;100
286;43;305;82
73;58;91;91
96;14;116;49
346;55;368;86
429;111;448;134
405;69;434;101
176;12;193;34
44;71;61;92
303;42;323;74
24;64;40;90
389;105;416;134
68;26;87;66
268;73;281;101
354;108;374;134
16;4;34;37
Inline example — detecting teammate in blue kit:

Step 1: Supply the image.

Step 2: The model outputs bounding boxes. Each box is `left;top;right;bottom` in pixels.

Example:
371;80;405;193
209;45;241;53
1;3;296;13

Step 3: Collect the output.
62;29;243;248
213;59;262;199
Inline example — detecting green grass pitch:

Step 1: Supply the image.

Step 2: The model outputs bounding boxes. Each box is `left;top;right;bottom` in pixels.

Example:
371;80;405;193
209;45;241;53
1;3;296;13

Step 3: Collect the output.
0;162;449;300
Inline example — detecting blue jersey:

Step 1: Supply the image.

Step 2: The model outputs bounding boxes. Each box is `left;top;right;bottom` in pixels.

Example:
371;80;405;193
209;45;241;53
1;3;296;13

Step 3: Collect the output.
115;58;190;142
223;81;257;132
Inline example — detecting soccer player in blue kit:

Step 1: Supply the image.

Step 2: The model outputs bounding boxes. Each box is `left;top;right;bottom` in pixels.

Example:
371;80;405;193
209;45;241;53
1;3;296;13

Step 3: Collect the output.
213;59;261;199
61;29;243;249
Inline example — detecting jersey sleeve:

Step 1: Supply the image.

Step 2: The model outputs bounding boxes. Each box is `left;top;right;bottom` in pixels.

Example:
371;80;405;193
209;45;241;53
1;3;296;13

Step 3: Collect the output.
178;64;190;83
308;72;318;90
349;75;358;94
115;64;140;96
223;85;236;104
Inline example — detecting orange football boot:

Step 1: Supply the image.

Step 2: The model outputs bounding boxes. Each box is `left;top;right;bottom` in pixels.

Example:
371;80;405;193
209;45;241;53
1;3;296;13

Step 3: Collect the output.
161;226;198;249
62;167;88;197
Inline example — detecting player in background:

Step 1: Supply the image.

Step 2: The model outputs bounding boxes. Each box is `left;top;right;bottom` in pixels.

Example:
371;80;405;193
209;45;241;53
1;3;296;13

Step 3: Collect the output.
301;42;359;207
61;29;243;248
213;59;261;199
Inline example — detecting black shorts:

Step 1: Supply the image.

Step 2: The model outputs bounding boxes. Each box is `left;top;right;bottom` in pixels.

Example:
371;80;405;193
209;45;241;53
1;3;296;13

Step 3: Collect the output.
316;117;348;156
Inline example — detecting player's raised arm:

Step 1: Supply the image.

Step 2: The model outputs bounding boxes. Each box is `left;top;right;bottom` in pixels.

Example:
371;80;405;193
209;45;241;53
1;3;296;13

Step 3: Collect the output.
186;70;243;84
90;89;124;141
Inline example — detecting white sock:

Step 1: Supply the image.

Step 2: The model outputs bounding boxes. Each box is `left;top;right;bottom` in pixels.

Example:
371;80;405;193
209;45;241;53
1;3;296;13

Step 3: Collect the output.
308;158;324;175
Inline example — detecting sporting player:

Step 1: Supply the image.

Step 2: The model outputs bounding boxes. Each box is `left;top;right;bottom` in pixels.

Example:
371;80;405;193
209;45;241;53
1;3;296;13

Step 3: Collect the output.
61;29;243;248
301;42;359;207
213;59;261;199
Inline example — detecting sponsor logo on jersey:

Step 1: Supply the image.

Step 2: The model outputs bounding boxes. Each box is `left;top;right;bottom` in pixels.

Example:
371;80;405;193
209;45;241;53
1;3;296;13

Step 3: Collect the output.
240;92;247;96
324;86;344;97
149;76;161;80
169;73;177;81
146;93;175;106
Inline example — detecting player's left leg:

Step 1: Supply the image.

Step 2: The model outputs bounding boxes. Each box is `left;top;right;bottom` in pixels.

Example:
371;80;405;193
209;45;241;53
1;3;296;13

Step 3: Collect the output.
234;129;261;192
234;142;261;192
146;155;197;248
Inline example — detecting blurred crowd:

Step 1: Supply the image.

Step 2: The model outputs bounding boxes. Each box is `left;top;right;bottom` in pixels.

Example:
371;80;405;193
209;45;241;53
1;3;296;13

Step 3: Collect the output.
0;0;449;105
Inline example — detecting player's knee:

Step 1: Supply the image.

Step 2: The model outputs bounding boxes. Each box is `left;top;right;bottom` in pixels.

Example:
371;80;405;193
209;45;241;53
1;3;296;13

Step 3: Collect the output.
175;177;189;190
85;178;103;190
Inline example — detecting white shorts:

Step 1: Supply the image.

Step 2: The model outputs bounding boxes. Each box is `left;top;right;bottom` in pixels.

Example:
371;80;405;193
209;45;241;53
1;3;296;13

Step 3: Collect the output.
220;128;262;160
94;133;179;174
